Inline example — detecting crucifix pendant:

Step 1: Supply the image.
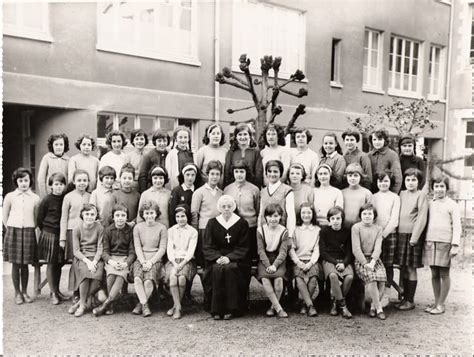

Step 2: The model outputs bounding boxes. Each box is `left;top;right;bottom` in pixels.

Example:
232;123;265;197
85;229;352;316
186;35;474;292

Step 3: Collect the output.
225;233;231;243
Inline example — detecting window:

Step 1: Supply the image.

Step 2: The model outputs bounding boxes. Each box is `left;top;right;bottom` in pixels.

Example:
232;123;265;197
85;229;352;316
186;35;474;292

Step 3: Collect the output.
363;29;383;91
465;121;474;150
389;36;423;97
96;2;199;65
96;113;197;151
3;2;52;42
471;9;474;64
232;1;306;78
330;39;342;86
428;45;446;99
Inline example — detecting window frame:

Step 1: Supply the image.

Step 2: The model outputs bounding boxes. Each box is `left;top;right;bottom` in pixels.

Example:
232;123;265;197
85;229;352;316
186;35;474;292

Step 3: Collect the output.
3;2;53;43
388;35;424;99
231;0;306;79
362;28;384;93
427;44;446;101
330;38;343;87
95;1;201;67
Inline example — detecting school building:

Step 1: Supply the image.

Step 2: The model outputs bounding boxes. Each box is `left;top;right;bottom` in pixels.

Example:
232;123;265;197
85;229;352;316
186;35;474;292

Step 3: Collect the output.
2;1;459;195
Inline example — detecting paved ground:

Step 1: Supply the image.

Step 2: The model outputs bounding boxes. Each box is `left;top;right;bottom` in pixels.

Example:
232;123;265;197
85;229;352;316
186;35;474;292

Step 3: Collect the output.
2;263;473;355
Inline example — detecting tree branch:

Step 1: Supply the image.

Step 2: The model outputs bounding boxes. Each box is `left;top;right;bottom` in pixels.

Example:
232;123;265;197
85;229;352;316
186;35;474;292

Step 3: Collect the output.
280;87;308;98
226;105;255;114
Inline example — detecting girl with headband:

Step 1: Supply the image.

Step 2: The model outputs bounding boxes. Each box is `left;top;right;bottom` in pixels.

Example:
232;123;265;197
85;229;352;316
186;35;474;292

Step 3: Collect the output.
312;164;343;226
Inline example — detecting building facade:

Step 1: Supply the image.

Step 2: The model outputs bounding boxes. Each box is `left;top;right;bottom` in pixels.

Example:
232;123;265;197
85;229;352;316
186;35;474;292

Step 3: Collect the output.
3;1;451;195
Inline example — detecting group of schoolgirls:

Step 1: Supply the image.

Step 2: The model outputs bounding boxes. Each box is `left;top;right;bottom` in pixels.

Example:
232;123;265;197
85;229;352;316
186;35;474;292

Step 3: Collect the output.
3;122;461;321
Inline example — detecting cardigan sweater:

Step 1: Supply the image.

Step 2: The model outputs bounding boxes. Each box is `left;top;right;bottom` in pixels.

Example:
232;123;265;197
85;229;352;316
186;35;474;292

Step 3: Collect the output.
102;223;136;266
289;225;320;264
167;224;198;262
3;189;40;228
342;186;372;229
224;181;260;228
319;226;352;266
165;147;194;189
138;187;171;228
343;148;372;189
37;152;69;197
313;185;344;226
133;221;168;263
191;184;223;229
368;146;402;194
224;148;264;188
319;152;347;189
60;190;91;241
351;222;383;264
138;149;168;193
256;224;290;268
73;222;104;261
373;191;400;237
425;197;462;246
398;190;428;243
68;153;100;192
37;193;65;234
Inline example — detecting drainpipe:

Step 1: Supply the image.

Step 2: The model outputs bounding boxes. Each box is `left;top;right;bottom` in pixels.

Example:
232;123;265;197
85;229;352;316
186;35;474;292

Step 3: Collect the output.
214;0;221;122
442;0;454;160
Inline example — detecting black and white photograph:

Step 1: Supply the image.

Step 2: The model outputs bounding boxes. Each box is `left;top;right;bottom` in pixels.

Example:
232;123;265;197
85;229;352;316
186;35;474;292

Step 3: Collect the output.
1;0;473;355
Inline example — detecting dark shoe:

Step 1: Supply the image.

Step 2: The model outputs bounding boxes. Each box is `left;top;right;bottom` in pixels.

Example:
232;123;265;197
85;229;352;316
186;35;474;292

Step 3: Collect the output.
266;308;276;317
142;303;152;317
105;304;114;315
51;293;60;305
341;305;353;319
369;308;376;318
299;305;307;315
395;298;406;309
132;303;142;315
213;314;222;320
376;312;387;320
92;298;111;317
15;294;24;305
307;305;318;317
167;307;175;317
276;309;288;318
398;300;415;311
223;313;233;320
329;301;338;316
22;294;33;303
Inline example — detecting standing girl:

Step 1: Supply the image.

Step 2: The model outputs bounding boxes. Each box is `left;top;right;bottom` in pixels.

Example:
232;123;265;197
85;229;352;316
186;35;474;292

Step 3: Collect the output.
99;130;128;189
368;129;402;194
258;160;296;238
289;203;321;317
398;134;426;191
224;123;263;188
132;201;168;317
169;163;203;227
60;169;91;263
286;127;319;187
372;170;401;302
138;129;170;193
138;165;172;228
397;168;428;311
67;204;104;317
286;163;314;217
68;134;100;192
165;204;198;319
37;133;70;198
259;123;288;186
423;177;461;315
125;129;150;189
3;168;40;304
352;204;387;320
191;160;224;267
257;204;290;318
93;203;136;317
313;164;344;226
318;132;346;189
319;206;353;318
342;163;372;229
166;126;194;189
37;173;67;305
195;123;227;187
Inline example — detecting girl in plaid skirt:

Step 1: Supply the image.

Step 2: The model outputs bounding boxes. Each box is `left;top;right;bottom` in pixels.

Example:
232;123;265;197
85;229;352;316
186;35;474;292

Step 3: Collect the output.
3;168;40;305
373;170;401;304
351;204;387;320
396;168;428;311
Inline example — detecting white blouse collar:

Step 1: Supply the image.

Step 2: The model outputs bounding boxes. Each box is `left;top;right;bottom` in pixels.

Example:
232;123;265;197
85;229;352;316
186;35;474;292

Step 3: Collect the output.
267;181;281;195
216;213;240;230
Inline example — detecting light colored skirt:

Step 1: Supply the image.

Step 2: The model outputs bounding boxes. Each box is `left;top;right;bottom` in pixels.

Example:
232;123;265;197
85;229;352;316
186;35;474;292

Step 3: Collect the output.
422;241;452;268
104;255;130;279
164;258;197;284
322;261;354;281
293;260;324;283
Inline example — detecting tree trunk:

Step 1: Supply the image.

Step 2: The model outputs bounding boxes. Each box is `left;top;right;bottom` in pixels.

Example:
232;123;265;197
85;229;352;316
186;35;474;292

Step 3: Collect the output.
255;108;268;144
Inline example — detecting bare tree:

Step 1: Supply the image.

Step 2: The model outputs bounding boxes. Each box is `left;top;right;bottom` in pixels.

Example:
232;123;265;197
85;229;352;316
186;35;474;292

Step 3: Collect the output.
215;54;308;141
